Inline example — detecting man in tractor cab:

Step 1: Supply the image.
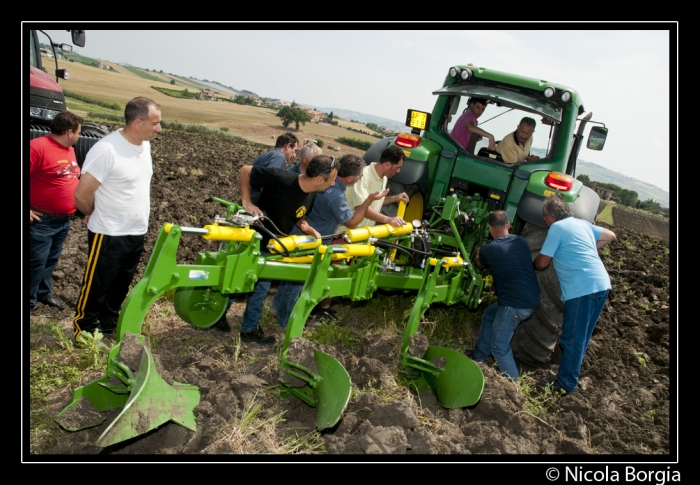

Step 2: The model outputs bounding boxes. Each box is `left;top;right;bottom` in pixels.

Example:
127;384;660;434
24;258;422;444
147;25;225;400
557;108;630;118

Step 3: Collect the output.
336;146;409;233
250;132;301;204
214;155;338;344
495;116;541;164
534;194;616;395
468;210;541;379
450;97;496;153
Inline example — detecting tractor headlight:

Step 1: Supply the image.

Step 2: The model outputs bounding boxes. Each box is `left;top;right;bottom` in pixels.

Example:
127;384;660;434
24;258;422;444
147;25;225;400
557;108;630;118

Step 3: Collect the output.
30;107;61;121
560;91;572;102
449;66;460;78
544;86;556;98
460;68;472;80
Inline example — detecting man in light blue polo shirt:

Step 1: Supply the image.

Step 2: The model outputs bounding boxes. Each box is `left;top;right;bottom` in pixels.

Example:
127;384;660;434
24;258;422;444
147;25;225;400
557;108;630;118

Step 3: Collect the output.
534;194;616;395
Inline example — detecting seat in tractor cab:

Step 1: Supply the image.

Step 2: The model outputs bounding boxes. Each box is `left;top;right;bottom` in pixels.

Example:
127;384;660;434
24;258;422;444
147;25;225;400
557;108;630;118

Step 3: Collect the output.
477;146;504;162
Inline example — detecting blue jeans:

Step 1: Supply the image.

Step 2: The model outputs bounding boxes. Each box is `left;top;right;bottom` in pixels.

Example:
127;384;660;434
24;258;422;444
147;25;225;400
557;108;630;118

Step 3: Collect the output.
473;303;535;379
29;214;72;311
558;289;609;392
229;280;303;332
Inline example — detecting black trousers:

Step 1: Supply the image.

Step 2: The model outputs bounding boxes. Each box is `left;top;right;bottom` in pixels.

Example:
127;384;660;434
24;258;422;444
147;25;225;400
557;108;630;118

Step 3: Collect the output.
72;231;144;337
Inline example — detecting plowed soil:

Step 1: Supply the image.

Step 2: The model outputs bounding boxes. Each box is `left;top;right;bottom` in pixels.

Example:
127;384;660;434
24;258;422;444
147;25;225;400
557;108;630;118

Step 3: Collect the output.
27;128;673;458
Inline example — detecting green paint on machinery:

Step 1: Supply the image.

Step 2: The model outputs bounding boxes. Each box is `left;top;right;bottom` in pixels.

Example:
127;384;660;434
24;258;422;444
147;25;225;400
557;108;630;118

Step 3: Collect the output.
57;194;491;446
56;63;611;447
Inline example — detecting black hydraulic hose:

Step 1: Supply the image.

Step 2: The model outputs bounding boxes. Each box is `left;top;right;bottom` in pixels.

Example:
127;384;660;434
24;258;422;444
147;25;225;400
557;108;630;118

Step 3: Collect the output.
431;247;460;256
373;240;416;265
250;221;290;257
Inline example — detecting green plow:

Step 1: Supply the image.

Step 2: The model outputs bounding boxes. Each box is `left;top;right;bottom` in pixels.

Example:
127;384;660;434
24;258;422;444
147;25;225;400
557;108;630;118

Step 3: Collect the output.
58;196;489;445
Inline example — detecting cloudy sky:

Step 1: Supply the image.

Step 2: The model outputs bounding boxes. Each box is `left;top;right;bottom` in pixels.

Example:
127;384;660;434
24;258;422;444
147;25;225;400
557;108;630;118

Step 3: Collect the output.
38;25;675;193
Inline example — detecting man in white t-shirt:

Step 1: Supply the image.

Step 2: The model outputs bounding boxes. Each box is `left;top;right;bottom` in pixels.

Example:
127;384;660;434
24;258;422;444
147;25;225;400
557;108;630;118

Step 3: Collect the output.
336;146;409;232
72;97;161;340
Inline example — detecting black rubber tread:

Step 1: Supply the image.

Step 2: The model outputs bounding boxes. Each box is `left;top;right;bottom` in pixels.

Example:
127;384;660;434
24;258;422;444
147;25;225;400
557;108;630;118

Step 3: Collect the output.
510;223;564;368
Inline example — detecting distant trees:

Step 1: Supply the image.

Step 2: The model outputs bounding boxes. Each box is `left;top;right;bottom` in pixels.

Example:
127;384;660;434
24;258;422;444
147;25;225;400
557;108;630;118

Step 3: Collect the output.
170;79;176;85
577;174;590;184
277;106;311;130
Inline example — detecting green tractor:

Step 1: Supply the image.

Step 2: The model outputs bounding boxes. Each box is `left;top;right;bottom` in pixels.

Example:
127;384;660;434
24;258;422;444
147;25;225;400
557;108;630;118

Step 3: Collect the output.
363;64;608;367
55;64;608;447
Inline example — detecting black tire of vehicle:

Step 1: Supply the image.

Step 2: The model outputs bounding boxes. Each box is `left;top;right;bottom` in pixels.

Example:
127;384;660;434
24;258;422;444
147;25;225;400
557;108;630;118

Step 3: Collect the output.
510;223;564;368
80;121;110;137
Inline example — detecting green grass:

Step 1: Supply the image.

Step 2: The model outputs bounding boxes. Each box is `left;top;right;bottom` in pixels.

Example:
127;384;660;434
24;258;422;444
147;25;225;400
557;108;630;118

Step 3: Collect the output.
596;202;614;225
62;52;107;68
120;65;171;83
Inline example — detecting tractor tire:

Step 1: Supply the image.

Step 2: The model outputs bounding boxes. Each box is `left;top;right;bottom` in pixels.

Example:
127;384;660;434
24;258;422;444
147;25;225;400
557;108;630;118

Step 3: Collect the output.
510;223;564;368
75;122;109;168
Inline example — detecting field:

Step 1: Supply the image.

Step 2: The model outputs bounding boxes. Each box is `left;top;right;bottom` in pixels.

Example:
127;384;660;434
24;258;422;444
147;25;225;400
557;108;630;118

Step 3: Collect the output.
55;58;381;149
27;128;672;458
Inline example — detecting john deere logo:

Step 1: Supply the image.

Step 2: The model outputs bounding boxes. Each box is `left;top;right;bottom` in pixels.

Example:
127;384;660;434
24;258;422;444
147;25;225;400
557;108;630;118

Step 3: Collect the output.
296;206;307;218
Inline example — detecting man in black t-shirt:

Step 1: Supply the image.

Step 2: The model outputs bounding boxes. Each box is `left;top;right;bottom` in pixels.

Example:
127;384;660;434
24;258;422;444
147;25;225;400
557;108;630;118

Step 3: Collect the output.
233;155;338;343
469;210;541;379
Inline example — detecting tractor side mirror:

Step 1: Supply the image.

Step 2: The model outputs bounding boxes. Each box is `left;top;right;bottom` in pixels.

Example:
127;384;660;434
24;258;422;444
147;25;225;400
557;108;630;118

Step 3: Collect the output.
587;126;608;151
71;30;86;48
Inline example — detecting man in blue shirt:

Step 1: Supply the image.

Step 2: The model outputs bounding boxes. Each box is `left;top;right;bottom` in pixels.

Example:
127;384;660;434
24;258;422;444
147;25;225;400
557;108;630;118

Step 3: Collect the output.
288;141;321;175
470;210;541;379
534;194;616;394
250;132;300;203
286;154;388;325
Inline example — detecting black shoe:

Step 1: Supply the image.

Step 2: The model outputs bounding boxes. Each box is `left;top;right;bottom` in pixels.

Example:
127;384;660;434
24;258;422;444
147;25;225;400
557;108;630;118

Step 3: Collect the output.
214;316;231;333
544;369;558;382
538;378;574;395
240;327;275;344
41;297;66;310
313;308;344;326
552;381;574;395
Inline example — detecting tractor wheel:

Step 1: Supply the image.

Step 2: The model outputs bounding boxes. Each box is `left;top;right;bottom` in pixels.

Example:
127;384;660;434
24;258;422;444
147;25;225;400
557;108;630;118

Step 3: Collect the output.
75;122;108;168
510;223;564;368
80;121;110;137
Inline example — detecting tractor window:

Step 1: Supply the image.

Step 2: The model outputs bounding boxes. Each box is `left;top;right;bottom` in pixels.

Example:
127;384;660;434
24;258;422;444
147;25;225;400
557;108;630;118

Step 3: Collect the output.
443;96;557;161
29;31;39;69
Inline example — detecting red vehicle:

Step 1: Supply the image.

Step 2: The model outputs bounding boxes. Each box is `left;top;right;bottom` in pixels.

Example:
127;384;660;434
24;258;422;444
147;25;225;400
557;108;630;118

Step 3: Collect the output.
29;29;106;166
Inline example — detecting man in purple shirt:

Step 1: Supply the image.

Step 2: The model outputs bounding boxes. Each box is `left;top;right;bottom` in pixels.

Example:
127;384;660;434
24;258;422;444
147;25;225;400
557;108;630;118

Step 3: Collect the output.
450;97;496;153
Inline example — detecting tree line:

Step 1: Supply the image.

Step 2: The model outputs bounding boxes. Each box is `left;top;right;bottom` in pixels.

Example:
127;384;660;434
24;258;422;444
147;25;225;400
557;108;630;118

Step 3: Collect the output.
576;174;667;214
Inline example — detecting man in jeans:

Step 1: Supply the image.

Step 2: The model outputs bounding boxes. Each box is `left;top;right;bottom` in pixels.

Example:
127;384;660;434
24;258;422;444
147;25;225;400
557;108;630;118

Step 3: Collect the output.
29;111;83;312
469;210;540;379
534;194;616;394
225;155;338;344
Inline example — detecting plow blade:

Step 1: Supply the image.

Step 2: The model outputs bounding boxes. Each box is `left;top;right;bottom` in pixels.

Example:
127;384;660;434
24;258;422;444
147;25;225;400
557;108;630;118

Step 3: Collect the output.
422;346;484;408
313;349;352;429
95;344;200;447
281;349;352;430
173;286;228;328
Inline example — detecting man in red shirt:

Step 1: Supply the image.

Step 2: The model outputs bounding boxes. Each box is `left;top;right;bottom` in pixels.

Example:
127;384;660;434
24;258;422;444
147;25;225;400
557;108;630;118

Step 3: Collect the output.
29;111;83;312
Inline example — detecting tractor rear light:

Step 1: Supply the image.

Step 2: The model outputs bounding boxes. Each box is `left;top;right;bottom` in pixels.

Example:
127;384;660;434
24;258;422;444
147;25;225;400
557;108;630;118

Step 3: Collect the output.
544;172;574;191
395;133;421;149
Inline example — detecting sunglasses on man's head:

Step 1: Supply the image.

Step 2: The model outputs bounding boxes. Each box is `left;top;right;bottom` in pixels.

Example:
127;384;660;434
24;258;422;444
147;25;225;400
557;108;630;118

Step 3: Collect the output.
322;156;336;173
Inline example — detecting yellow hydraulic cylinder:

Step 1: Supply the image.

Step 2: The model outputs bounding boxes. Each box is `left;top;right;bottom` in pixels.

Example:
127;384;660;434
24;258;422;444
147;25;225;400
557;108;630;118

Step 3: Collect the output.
279;243;377;263
202;224;255;242
344;222;413;243
269;235;322;253
429;255;464;269
163;223;255;242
